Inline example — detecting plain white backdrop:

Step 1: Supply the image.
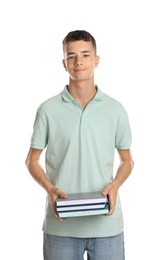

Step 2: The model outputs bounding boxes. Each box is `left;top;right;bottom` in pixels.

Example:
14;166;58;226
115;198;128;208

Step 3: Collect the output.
0;0;160;259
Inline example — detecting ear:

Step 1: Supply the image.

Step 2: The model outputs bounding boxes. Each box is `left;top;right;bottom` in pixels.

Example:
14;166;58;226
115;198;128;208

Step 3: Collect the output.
62;59;67;71
95;55;100;68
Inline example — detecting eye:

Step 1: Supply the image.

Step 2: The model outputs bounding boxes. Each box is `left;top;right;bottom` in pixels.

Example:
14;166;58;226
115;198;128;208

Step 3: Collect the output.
67;56;75;60
83;54;90;58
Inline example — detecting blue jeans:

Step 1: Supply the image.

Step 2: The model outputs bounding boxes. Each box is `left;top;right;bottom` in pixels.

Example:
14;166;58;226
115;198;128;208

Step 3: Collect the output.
43;232;125;260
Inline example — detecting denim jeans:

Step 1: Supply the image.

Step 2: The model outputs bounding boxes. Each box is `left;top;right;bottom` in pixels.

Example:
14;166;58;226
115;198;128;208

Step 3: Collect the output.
43;232;125;260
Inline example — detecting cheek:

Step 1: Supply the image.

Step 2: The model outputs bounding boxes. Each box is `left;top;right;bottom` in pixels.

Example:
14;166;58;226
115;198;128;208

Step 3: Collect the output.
64;62;72;71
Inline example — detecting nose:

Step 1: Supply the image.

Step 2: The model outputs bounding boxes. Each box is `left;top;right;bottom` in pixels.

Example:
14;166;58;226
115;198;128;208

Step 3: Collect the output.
75;56;83;66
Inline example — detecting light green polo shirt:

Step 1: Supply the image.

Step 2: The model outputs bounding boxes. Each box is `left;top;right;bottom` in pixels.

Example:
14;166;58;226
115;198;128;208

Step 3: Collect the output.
31;86;131;237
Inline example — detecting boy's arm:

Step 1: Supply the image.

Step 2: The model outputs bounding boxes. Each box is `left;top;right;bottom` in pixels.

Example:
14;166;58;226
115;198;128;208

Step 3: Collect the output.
102;149;134;215
25;148;67;221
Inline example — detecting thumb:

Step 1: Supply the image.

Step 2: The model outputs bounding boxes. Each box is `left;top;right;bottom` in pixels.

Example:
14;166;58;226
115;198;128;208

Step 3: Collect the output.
56;189;68;199
102;186;109;196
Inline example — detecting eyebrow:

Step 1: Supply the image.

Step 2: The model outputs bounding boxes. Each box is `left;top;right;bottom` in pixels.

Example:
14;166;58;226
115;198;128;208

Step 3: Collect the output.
67;50;91;56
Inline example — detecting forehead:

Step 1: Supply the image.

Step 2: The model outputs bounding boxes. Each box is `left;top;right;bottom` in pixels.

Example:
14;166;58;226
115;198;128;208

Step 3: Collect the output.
64;40;95;54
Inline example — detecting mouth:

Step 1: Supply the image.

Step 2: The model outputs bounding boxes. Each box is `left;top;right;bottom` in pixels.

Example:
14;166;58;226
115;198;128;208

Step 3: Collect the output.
74;68;86;72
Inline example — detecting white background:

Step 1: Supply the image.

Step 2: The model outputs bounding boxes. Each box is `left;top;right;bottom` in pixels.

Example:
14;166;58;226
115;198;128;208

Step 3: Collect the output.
0;0;160;259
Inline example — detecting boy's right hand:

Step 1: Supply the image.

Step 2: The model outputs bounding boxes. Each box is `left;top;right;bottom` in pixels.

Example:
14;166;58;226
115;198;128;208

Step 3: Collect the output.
48;187;68;222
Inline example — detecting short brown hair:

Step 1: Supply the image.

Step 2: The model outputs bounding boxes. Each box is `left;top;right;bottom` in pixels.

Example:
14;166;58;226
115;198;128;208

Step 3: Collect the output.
62;30;97;53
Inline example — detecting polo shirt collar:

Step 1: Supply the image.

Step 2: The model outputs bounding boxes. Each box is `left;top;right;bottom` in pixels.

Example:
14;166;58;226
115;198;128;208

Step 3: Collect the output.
61;85;103;103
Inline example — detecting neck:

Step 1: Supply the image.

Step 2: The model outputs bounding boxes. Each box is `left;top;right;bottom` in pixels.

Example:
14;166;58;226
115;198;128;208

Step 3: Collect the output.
68;81;97;109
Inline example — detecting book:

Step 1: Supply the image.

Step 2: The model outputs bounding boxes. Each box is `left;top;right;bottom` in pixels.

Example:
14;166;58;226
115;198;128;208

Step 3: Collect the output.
58;204;109;218
56;192;108;207
56;203;106;212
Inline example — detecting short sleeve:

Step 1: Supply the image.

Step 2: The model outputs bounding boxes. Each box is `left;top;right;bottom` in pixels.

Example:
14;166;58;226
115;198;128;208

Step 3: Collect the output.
115;106;132;149
30;108;48;150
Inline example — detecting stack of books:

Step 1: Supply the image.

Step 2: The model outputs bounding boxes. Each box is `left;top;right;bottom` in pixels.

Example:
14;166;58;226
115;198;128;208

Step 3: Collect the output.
56;191;109;218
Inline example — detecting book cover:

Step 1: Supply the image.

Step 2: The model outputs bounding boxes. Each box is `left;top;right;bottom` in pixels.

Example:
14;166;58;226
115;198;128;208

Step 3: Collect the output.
56;191;108;206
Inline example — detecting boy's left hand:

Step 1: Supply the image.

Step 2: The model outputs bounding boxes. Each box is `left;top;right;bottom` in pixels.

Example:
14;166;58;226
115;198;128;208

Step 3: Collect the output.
102;182;118;216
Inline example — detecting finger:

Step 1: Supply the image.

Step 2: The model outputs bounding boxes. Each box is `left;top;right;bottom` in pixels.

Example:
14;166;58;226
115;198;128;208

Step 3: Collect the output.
102;188;109;196
56;189;68;199
107;207;114;216
104;203;114;216
60;191;68;199
54;212;64;222
107;196;115;216
52;204;64;222
52;190;68;221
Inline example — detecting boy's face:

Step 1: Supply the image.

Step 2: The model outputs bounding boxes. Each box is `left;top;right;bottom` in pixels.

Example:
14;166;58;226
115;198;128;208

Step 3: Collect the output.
63;40;99;82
